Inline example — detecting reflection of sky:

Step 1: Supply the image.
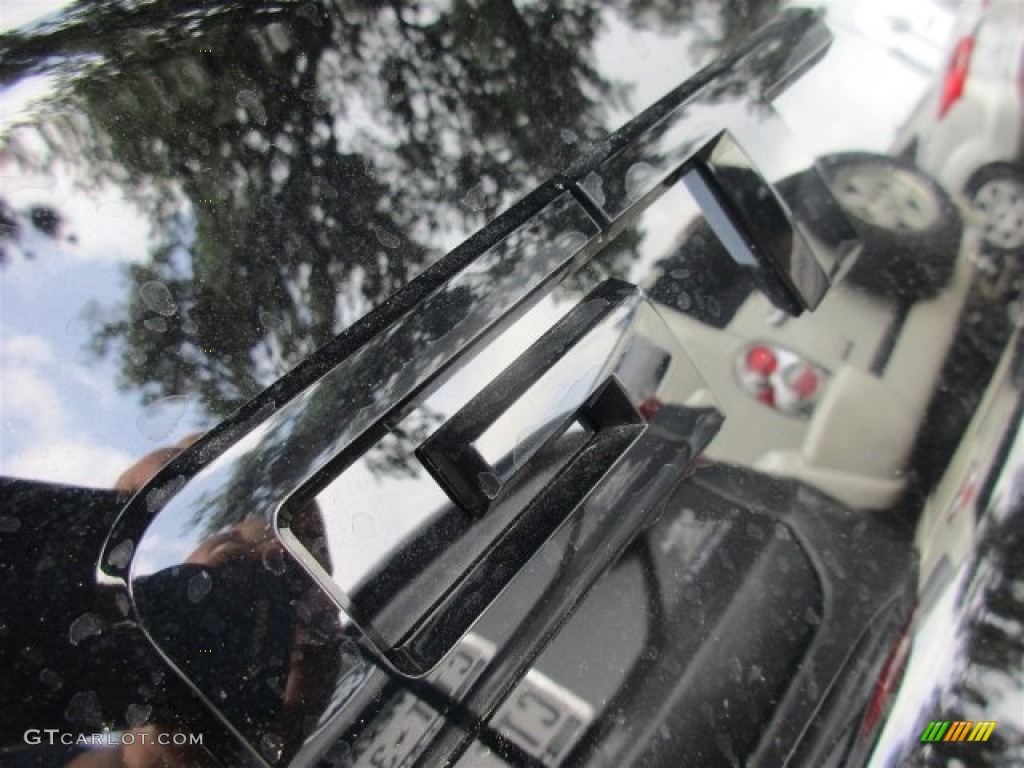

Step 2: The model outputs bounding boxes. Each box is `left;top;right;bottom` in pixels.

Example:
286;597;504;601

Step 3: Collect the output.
0;74;58;133
593;14;701;126
0;0;75;34
474;302;626;469
776;0;951;155
627;183;703;288
1;178;207;487
0;1;957;495
0;5;713;493
313;290;580;593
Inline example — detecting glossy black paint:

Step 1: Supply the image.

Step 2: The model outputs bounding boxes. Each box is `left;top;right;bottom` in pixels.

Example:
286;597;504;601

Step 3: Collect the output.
2;1;1020;767
77;11;844;761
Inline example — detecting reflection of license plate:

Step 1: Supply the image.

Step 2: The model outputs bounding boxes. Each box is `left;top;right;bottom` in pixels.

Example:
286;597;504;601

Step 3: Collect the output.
349;634;592;768
461;668;594;767
350;634;493;768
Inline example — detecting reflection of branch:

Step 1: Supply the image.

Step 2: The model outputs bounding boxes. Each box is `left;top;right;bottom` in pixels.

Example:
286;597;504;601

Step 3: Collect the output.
491;0;537;55
0;0;294;79
8;0;673;433
389;0;419;42
363;406;445;480
923;509;1024;766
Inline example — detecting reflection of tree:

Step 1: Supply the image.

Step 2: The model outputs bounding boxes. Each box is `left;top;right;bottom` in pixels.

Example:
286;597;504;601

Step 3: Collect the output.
0;200;67;264
1;0;778;460
622;0;780;58
916;512;1024;767
210;395;445;538
207;221;575;534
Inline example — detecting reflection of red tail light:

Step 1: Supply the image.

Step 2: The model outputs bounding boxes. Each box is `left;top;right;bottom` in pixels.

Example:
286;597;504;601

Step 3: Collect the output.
745;345;778;376
737;343;829;418
938;35;975;119
859;618;914;740
786;363;820;400
638;396;661;422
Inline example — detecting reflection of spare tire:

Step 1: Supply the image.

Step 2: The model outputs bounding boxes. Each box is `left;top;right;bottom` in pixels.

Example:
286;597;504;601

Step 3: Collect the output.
818;152;961;301
965;162;1024;255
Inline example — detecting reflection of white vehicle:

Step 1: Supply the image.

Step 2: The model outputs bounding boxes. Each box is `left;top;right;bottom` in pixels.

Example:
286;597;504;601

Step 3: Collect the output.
863;316;1024;767
644;153;976;511
899;0;1024;253
915;318;1023;598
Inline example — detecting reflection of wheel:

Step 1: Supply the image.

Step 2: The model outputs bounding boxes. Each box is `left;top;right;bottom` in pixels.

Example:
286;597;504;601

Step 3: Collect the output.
965;163;1024;254
818;152;962;301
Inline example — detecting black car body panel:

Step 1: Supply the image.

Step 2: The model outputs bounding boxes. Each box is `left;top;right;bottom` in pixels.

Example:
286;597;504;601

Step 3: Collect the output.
1;1;1020;767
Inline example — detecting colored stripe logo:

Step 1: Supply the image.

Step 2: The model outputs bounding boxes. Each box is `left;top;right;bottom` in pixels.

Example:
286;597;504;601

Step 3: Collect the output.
920;721;997;742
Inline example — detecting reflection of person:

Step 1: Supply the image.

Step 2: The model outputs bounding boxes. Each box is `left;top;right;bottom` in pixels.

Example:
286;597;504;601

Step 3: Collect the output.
69;437;338;767
113;435;203;494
